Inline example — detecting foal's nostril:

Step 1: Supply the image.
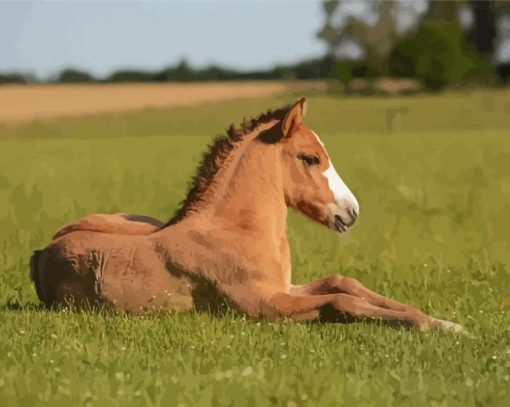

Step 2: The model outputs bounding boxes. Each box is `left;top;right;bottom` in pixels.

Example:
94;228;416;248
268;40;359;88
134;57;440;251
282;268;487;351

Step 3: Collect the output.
341;208;356;227
334;215;346;232
348;208;358;224
335;214;355;229
334;205;358;231
346;216;356;227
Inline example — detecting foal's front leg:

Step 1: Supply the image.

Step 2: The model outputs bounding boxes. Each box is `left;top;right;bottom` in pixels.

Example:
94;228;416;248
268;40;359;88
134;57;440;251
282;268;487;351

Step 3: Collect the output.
264;292;432;330
290;275;463;333
290;275;414;311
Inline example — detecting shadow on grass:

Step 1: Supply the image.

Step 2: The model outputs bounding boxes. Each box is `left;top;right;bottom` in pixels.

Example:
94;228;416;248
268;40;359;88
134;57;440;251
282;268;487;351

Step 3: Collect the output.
0;300;46;312
0;300;421;332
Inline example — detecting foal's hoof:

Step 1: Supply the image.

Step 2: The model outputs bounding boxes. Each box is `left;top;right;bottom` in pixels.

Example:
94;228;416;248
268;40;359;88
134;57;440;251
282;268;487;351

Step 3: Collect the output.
434;318;464;334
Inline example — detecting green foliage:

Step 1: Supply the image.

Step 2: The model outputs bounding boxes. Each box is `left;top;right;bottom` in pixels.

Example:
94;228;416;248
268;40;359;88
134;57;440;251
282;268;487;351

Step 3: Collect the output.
389;21;478;90
497;63;510;84
316;0;341;56
107;58;335;83
0;58;336;85
1;90;510;404
106;70;155;83
334;63;353;89
57;68;95;83
0;72;26;84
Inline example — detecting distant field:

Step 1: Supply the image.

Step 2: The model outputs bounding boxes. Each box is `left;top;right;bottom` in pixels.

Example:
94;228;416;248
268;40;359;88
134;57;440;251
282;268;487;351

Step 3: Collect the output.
0;87;509;405
0;81;323;123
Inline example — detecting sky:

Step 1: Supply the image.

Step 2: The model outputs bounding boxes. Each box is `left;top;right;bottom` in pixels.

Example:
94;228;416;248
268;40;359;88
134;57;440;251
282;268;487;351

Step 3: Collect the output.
1;0;508;80
0;0;327;79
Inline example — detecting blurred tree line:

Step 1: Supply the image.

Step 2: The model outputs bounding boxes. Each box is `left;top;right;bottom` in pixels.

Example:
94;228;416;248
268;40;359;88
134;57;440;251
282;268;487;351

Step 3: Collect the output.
0;58;334;85
1;0;509;89
318;0;510;90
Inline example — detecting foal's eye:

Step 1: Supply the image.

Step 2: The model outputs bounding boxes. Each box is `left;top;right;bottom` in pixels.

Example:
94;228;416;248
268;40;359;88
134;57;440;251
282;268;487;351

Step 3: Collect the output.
298;154;320;167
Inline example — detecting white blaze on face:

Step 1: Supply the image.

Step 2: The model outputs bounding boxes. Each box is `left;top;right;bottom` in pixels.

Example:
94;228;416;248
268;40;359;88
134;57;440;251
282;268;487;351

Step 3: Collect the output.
313;131;359;221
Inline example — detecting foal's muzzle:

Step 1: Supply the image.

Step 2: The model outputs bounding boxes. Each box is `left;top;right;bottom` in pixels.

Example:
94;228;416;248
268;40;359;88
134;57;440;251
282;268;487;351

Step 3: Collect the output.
332;204;358;233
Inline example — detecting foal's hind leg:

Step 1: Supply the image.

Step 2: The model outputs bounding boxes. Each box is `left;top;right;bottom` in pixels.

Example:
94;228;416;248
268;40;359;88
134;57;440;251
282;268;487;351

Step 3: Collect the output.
290;275;463;333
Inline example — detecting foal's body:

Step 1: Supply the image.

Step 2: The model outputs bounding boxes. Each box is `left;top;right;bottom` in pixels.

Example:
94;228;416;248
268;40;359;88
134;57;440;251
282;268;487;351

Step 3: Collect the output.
31;99;462;332
34;138;293;314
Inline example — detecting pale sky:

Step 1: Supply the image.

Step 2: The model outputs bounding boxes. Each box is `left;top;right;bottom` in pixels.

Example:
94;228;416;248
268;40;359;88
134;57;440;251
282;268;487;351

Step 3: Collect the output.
1;0;508;80
0;0;327;79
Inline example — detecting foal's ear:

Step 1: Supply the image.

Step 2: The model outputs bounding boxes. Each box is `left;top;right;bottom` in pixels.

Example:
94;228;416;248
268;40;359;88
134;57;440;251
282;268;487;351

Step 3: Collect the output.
282;98;307;138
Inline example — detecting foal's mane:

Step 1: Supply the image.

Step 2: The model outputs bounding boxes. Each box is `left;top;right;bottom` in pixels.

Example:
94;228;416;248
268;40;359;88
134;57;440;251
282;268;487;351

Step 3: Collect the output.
166;103;290;226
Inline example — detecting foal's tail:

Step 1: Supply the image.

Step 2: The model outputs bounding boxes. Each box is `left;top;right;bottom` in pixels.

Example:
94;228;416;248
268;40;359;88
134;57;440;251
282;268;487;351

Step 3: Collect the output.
29;249;46;304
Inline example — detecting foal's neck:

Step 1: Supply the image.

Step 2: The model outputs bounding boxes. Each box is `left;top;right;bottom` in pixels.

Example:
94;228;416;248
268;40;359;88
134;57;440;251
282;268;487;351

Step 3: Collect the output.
161;122;288;242
169;129;287;242
210;139;287;237
157;128;290;285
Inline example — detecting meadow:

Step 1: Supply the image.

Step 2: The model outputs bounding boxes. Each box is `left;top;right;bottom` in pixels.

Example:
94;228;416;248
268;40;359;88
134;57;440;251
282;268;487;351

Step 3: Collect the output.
0;86;509;405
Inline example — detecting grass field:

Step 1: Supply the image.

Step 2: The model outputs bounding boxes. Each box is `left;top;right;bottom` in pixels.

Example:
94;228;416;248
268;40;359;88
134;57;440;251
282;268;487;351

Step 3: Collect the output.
0;86;509;406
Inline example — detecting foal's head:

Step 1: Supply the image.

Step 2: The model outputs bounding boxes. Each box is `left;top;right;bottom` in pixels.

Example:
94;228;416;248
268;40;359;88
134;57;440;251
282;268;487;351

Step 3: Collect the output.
278;98;359;233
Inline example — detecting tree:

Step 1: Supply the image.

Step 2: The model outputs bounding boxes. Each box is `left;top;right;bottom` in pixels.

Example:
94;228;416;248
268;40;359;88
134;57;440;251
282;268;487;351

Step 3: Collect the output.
317;0;342;58
0;72;26;84
106;70;153;82
317;0;421;77
57;68;94;83
467;0;497;55
389;20;476;89
425;0;510;61
341;0;399;75
426;0;461;20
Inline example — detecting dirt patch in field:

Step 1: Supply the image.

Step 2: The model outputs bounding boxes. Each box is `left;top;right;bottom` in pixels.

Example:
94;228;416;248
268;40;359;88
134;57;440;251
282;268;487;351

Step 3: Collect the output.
0;81;323;124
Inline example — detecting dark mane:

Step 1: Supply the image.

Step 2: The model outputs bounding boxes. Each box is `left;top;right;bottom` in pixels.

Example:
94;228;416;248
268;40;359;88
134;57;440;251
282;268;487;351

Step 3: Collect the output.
165;103;290;226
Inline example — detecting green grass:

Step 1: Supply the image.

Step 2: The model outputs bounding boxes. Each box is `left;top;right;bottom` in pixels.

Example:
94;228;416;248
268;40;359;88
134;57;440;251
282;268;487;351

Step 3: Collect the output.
1;88;509;406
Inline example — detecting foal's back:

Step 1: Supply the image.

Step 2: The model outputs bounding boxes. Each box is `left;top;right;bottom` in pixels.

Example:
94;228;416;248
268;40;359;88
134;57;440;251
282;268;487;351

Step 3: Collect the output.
53;213;163;239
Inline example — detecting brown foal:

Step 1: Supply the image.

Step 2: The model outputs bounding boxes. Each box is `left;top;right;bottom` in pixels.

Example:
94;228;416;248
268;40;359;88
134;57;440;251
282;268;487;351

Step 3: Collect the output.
30;98;462;333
